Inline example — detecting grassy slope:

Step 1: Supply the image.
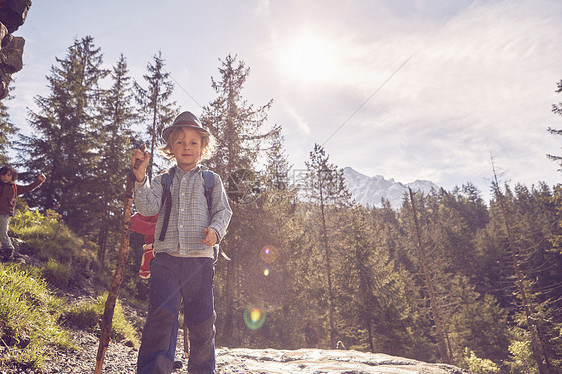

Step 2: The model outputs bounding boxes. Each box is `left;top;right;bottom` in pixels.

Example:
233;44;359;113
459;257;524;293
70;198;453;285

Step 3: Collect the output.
0;207;140;371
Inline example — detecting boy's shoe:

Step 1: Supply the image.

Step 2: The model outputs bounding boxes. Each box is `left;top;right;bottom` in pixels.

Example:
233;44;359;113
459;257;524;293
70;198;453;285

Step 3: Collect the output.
139;244;154;279
173;360;183;370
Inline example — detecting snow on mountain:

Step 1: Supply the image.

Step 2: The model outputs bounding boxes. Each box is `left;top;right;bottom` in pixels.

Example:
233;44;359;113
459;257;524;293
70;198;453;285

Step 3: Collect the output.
343;167;440;209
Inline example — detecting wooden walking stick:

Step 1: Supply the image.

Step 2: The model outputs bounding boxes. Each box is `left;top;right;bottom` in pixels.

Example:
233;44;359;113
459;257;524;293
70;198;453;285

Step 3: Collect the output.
95;145;145;374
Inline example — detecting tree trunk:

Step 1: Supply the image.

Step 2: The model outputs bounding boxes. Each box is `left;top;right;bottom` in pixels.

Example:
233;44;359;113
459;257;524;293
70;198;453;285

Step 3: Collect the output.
319;181;337;348
96;225;107;265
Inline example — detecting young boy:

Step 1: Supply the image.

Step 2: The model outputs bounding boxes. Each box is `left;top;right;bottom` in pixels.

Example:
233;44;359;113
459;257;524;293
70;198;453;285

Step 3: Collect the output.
131;111;232;374
0;166;46;261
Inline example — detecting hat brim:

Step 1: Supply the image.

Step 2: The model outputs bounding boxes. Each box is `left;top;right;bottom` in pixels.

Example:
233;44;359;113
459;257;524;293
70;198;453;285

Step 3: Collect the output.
162;124;210;141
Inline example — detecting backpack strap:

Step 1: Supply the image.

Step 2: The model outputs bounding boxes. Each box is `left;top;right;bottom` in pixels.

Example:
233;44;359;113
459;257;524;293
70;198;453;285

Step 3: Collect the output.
201;170;215;215
158;167;176;241
202;170;223;262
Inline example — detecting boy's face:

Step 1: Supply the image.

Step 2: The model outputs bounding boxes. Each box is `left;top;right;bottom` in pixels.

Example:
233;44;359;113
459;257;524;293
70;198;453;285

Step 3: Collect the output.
0;171;13;184
171;127;203;172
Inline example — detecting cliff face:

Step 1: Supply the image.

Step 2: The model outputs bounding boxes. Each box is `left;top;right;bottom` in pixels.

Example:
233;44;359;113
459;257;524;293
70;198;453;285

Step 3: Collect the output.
0;0;31;99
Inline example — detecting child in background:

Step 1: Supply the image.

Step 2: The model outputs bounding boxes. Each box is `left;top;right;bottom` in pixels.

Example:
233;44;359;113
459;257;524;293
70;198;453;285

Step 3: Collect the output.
131;111;232;374
0;166;46;261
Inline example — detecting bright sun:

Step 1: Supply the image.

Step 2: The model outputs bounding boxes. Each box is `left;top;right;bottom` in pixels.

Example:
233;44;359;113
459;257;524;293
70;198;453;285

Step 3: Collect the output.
279;34;337;83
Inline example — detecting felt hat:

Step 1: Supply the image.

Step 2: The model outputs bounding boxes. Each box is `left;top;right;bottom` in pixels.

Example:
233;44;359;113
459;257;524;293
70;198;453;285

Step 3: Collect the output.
161;111;209;141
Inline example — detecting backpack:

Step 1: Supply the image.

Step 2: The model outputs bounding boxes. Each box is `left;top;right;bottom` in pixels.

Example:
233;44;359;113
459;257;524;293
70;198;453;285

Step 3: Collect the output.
158;167;215;241
0;183;17;203
0;182;17;196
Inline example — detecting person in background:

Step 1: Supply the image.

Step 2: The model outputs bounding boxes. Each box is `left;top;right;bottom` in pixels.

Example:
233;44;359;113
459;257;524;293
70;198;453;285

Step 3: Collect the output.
0;166;46;261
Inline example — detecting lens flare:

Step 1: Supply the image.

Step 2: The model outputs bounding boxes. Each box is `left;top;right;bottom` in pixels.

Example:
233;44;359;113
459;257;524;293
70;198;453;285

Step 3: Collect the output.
251;309;260;322
263;268;270;276
244;307;266;330
260;245;279;264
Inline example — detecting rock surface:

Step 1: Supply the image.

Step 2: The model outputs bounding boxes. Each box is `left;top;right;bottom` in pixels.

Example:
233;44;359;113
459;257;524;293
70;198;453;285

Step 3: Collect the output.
0;0;31;100
215;348;472;374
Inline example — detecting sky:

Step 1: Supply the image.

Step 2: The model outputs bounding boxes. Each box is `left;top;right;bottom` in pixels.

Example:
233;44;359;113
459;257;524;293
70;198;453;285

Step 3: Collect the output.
6;0;562;201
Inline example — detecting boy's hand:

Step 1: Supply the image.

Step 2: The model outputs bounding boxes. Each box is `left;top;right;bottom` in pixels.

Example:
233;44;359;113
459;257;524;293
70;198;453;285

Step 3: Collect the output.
131;149;149;182
201;227;217;247
38;172;46;182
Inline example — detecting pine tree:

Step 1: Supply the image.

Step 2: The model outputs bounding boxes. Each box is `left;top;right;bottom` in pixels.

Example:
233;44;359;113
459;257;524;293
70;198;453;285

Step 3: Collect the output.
134;51;178;179
229;128;308;349
406;188;451;363
0;94;17;165
483;163;562;373
257;128;308;348
94;54;138;264
447;286;510;367
547;79;562;172
337;205;418;355
16;36;108;231
202;54;274;175
550;185;562;259
304;143;353;348
200;54;276;346
399;187;514;367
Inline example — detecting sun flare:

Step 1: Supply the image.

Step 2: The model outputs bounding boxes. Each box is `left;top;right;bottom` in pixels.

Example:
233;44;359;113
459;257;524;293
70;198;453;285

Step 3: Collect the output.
279;34;337;83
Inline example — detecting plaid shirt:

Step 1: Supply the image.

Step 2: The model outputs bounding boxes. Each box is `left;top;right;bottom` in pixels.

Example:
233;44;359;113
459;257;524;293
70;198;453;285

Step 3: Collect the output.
134;165;232;258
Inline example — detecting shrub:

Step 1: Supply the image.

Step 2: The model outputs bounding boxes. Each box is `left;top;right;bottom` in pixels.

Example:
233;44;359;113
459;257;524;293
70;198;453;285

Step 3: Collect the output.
505;339;538;374
462;348;500;374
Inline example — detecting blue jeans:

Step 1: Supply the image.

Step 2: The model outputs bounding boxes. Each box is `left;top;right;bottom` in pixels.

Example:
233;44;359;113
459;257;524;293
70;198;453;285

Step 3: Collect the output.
137;253;216;374
0;215;14;256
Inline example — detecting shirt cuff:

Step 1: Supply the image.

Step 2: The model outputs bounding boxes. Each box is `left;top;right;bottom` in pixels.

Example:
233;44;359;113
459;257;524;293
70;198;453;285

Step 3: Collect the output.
134;176;147;190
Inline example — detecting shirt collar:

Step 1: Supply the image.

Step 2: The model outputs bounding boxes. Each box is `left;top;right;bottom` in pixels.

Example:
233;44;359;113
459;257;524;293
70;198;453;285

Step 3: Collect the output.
173;164;201;179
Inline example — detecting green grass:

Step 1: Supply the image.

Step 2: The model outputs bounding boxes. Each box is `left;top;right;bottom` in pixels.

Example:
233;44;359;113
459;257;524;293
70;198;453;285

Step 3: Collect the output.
42;258;72;289
0;264;75;370
10;209;98;279
0;264;141;371
63;292;140;348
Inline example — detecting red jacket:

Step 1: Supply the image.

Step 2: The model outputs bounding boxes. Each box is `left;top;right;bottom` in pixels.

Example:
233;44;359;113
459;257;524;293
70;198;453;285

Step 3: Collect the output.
0;177;44;216
130;213;158;244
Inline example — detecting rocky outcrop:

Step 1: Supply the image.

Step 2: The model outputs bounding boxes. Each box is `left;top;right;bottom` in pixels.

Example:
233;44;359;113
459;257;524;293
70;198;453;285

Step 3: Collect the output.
0;0;31;100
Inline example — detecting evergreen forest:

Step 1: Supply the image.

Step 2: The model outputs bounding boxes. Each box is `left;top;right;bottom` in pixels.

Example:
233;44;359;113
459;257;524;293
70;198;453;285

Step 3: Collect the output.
1;36;561;374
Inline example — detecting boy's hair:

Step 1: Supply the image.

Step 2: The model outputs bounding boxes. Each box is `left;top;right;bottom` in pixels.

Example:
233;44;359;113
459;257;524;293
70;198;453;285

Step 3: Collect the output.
158;126;216;161
0;165;17;181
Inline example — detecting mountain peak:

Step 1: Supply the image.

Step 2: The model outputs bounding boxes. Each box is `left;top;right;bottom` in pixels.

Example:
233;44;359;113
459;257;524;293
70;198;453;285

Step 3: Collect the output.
343;167;440;209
